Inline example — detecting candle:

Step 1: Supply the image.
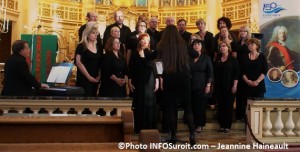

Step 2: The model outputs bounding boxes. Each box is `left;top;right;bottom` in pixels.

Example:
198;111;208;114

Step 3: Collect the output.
6;19;8;31
1;0;4;9
3;17;5;30
3;8;6;21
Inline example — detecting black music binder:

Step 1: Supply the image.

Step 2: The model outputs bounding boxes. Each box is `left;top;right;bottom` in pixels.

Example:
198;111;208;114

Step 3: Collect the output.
38;63;84;96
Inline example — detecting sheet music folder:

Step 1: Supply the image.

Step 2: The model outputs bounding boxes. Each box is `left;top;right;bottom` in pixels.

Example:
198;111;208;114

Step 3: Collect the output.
38;63;84;96
46;63;73;84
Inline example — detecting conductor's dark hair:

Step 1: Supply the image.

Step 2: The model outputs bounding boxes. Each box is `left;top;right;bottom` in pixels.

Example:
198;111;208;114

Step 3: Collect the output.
12;40;28;54
177;19;187;24
157;25;189;73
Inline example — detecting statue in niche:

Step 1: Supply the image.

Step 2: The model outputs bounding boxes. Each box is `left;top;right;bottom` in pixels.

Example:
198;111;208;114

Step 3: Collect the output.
163;0;171;7
177;0;184;6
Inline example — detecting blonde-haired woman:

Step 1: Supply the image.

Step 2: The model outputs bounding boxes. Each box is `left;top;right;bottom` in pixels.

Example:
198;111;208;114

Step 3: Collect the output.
189;33;201;46
75;22;102;96
214;41;239;133
195;18;215;60
236;26;251;121
110;26;126;57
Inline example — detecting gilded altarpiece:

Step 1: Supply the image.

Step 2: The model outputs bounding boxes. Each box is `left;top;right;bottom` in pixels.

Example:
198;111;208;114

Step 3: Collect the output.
23;0;256;61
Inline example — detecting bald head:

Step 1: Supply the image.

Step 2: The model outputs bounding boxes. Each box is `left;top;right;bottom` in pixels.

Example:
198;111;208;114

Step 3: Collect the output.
149;17;158;30
114;11;124;25
87;12;97;22
165;17;175;26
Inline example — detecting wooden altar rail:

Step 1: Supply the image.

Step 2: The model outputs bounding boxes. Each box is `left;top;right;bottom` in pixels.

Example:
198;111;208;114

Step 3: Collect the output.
247;99;300;144
0;97;132;116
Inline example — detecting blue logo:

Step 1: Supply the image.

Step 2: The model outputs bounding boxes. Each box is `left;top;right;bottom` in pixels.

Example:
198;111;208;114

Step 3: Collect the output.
263;2;286;14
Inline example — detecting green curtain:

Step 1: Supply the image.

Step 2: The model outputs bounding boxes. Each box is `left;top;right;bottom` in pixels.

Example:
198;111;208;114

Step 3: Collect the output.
21;34;58;83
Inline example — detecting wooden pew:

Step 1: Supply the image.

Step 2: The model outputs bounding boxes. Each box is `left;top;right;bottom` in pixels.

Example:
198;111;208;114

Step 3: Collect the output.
0;97;133;144
0;110;133;143
0;109;133;143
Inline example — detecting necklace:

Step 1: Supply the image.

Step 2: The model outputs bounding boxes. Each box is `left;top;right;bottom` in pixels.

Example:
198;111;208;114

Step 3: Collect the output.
249;52;259;60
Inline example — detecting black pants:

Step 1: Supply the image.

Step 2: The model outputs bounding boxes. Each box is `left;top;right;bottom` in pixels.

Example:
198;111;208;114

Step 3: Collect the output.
192;92;208;127
235;88;247;120
163;75;195;137
217;93;235;129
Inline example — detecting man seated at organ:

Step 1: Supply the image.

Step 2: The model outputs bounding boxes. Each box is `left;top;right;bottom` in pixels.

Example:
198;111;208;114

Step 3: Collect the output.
1;40;49;96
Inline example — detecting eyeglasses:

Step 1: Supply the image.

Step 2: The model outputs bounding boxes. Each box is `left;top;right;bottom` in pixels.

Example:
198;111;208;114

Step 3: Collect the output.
139;25;146;27
220;45;227;47
113;42;121;45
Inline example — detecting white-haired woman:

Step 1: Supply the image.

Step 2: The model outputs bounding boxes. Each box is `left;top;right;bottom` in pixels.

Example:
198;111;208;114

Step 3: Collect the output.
75;22;102;96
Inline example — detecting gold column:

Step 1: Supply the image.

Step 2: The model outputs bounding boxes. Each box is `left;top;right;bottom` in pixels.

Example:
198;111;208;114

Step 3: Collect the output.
11;0;39;43
250;0;260;33
206;0;222;35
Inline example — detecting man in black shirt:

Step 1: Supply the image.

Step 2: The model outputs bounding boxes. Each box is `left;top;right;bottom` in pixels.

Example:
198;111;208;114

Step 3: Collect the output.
147;16;161;50
103;10;131;48
159;16;175;39
177;19;191;44
1;40;49;96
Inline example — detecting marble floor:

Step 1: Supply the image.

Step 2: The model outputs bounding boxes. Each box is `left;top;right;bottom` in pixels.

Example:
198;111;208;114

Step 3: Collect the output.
132;129;253;152
1;129;296;152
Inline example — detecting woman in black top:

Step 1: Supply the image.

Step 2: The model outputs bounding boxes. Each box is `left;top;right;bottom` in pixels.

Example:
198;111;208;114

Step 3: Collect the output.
157;25;196;145
128;33;159;133
126;20;148;65
190;39;214;133
214;41;239;133
75;23;102;96
235;26;251;121
99;37;128;97
195;18;215;61
214;17;237;59
216;27;238;58
241;38;268;98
